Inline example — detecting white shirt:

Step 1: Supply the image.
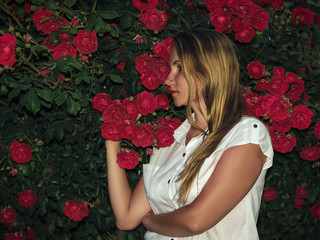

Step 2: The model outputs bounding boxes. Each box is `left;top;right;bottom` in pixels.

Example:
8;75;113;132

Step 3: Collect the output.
143;116;273;240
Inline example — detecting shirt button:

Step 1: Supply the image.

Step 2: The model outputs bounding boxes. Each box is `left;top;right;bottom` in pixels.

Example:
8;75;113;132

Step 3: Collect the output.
183;153;186;157
253;124;258;128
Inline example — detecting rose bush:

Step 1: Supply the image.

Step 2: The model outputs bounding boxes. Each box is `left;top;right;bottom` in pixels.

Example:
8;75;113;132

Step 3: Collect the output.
0;0;319;239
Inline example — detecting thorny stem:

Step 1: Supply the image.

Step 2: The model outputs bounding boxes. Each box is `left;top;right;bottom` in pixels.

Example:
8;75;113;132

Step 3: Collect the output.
92;0;98;12
0;0;23;27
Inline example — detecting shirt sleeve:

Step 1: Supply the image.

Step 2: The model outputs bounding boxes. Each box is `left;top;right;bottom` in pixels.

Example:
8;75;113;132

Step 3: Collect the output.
224;117;274;170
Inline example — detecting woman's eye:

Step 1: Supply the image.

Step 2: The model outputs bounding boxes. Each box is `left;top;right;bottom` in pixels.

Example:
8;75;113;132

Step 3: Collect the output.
177;65;182;71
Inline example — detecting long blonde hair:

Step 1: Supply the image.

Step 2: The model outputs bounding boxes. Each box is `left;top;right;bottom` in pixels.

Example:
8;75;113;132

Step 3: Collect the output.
174;29;246;204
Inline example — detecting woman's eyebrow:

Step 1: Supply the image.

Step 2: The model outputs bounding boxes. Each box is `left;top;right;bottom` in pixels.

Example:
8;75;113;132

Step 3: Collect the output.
169;60;180;66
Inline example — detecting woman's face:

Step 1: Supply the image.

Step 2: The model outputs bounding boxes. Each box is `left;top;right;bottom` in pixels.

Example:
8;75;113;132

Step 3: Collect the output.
164;46;190;107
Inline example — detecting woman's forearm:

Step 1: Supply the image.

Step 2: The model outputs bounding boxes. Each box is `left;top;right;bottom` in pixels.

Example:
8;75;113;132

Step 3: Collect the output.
142;206;201;237
105;140;133;227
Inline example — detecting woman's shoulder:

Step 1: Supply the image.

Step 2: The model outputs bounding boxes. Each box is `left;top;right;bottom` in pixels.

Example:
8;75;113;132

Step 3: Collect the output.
220;115;272;150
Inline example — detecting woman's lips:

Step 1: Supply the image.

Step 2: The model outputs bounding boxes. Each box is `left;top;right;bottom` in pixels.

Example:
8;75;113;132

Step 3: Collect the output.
165;86;178;94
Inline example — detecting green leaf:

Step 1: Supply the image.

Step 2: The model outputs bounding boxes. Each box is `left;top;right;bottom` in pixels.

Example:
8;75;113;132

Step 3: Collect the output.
54;124;64;142
110;27;119;38
56;55;81;73
38;197;48;216
99;10;118;20
109;74;123;83
31;0;44;6
54;91;68;106
67;98;81;116
86;15;98;33
95;17;111;34
23;89;41;114
119;14;132;29
36;88;53;102
63;0;77;7
8;87;20;100
43;0;60;10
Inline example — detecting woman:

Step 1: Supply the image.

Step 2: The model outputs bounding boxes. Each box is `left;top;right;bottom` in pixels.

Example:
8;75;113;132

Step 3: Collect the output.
105;29;273;239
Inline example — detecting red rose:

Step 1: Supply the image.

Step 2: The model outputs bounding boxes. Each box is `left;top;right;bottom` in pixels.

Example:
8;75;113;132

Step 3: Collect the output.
210;8;232;33
154;129;174;149
285;72;297;83
270;118;291;133
26;228;37;240
255;79;268;92
246;61;265;79
122;98;139;121
41;19;62;35
157;117;182;131
73;30;98;54
152;37;173;62
291;7;315;27
100;122;122;141
32;6;52;31
59;33;70;42
18;190;37;208
52;43;77;59
156;94;170;110
249;6;269;31
153;58;170;83
253;94;272;117
243;92;258;115
135;54;153;74
140;73;161;90
41;37;56;51
300;145;320;161
116;61;125;70
314;120;320;140
290;104;313;130
135;36;142;44
9;141;32;164
120;124;137;141
64;200;89;221
132;0;159;11
270;128;296;153
269;0;284;9
0;208;17;225
266;95;291;122
131;123;154;147
231;16;250;32
285;78;304;103
117;149;140;169
136;91;158;116
71;18;78;26
295;184;308;199
295;198;305;209
5;232;24;240
317;15;320;27
102;100;127;124
277;132;297;153
203;0;224;12
11;168;18;176
272;66;285;76
267;74;289;96
92;93;112;112
141;8;168;32
0;34;16;67
234;27;255;43
262;187;277;202
232;0;256;19
309;202;320;221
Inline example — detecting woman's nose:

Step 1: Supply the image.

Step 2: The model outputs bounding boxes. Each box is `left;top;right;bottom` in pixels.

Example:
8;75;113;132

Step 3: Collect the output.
164;72;174;85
